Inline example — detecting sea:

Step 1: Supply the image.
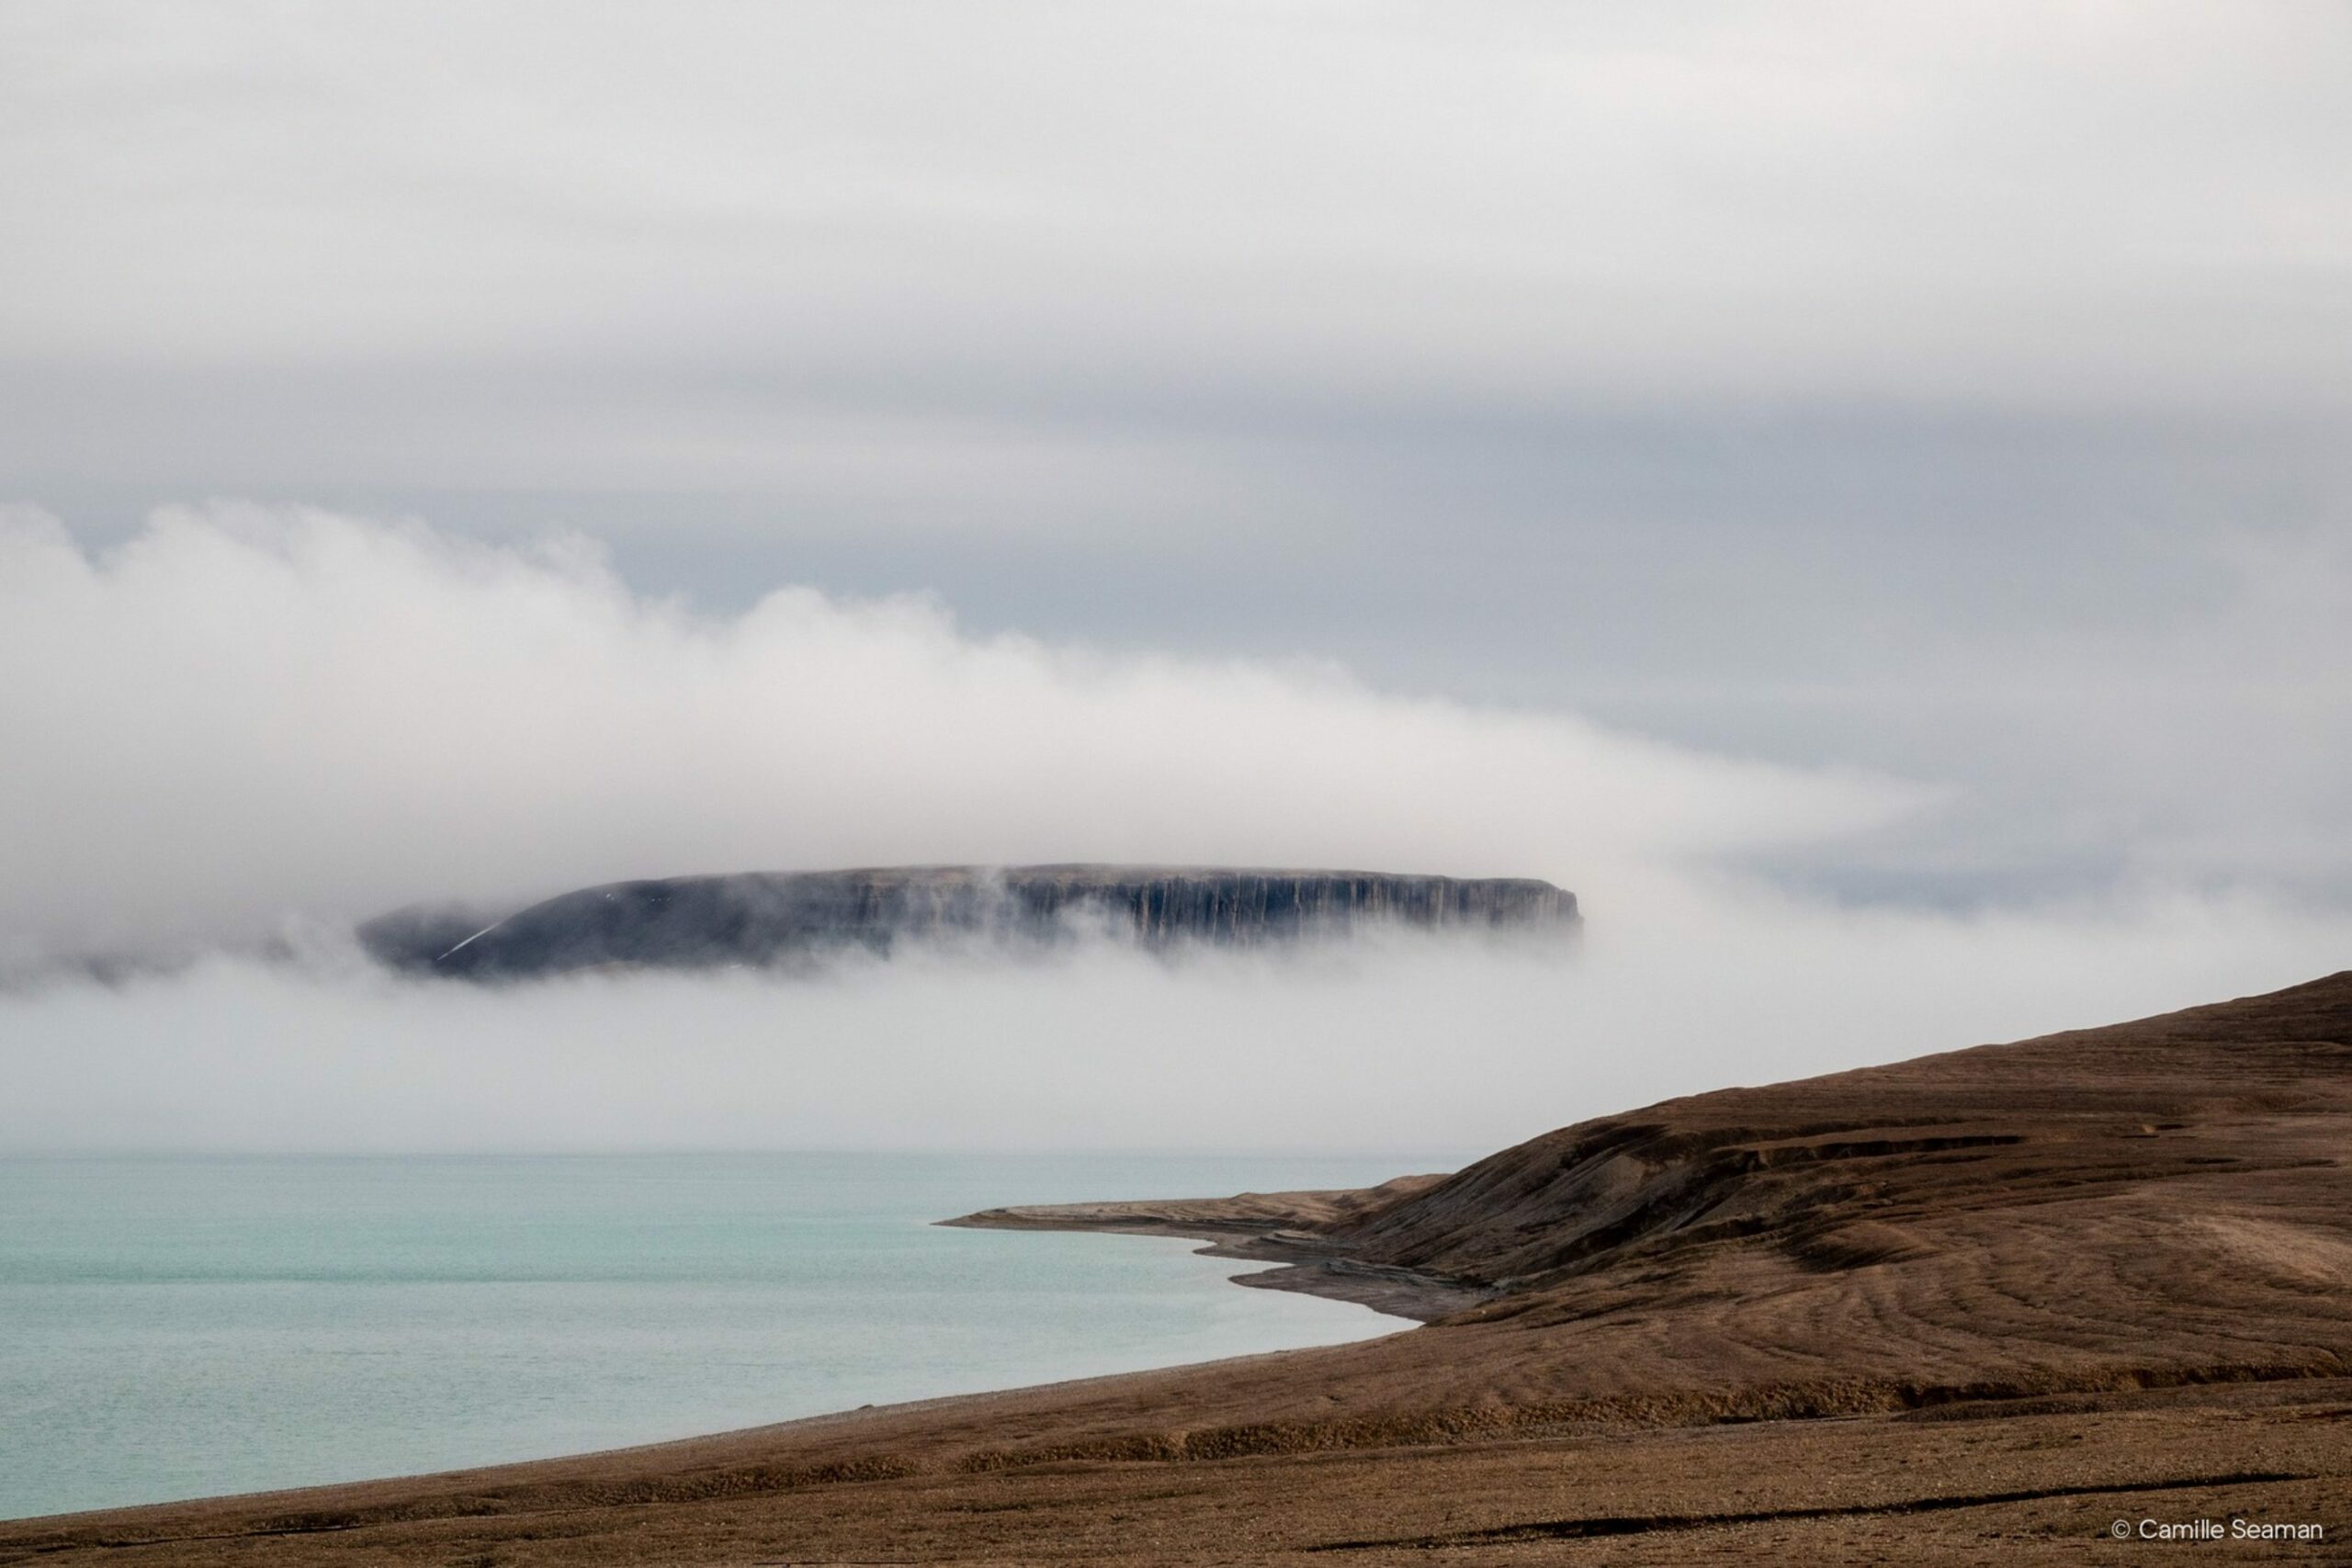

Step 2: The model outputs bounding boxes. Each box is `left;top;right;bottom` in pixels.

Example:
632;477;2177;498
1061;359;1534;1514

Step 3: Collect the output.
0;1152;1442;1520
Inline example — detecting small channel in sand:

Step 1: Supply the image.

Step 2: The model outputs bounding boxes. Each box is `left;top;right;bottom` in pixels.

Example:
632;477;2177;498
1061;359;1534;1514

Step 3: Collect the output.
0;1151;1451;1520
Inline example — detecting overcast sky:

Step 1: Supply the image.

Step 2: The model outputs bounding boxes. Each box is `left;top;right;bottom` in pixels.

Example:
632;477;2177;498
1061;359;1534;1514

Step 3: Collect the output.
6;2;2347;913
2;5;2349;1147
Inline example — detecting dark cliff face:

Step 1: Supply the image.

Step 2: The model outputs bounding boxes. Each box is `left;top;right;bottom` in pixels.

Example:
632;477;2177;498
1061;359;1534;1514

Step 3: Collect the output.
357;865;1579;981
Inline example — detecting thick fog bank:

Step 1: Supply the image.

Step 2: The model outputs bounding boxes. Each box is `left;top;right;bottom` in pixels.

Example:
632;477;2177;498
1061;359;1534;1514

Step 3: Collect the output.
0;504;1902;970
4;506;2345;1153
5;897;2345;1155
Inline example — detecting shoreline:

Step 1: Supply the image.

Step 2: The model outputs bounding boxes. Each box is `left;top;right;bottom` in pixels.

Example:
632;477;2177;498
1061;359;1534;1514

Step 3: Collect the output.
938;1183;1491;1323
6;973;2348;1562
0;1157;1433;1525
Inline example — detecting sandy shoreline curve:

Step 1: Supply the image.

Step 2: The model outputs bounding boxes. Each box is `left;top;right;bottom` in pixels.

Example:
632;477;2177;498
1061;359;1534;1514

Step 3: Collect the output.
938;1174;1491;1322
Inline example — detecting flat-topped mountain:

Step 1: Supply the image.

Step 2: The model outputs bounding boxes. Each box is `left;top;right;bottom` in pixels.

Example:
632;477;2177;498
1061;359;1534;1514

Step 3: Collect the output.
357;864;1579;980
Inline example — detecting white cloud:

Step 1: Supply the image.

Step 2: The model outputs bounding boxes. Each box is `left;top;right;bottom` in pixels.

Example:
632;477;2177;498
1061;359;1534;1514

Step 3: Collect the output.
5;6;2347;1157
4;504;2347;1156
0;503;1917;964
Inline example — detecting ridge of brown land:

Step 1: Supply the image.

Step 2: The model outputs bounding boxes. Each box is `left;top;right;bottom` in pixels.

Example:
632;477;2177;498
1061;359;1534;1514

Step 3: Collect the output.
7;972;2350;1562
940;1174;1485;1320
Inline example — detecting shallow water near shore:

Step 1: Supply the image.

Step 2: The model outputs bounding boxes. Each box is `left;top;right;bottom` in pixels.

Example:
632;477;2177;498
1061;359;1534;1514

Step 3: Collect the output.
0;1152;1439;1519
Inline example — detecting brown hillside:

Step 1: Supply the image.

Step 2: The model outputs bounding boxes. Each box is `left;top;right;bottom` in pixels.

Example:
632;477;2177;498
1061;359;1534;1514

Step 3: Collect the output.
6;972;2348;1563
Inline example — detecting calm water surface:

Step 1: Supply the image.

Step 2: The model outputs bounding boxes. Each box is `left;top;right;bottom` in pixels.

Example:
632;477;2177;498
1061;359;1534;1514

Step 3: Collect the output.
0;1152;1440;1519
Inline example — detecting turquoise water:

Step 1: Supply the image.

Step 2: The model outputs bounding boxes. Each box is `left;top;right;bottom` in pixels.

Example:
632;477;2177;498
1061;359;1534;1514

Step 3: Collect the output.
0;1153;1437;1520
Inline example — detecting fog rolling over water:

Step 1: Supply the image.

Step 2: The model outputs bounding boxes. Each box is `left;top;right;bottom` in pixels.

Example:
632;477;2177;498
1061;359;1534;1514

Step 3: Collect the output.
4;507;2351;1154
7;908;2347;1156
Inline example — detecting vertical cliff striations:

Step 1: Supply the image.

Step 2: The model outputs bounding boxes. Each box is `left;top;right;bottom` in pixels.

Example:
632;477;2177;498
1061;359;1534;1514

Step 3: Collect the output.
357;865;1580;981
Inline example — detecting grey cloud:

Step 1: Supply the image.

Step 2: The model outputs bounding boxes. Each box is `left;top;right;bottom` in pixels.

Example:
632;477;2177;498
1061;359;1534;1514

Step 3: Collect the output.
0;504;1917;967
4;2;2346;408
2;3;2347;931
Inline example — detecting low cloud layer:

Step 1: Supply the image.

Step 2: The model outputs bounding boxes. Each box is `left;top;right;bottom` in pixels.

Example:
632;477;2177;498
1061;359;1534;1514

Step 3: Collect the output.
6;894;2346;1155
0;504;1915;965
4;505;2349;1155
5;7;2346;1156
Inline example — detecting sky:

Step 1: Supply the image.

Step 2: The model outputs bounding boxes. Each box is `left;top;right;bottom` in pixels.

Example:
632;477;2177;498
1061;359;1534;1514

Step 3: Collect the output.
2;3;2347;1150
